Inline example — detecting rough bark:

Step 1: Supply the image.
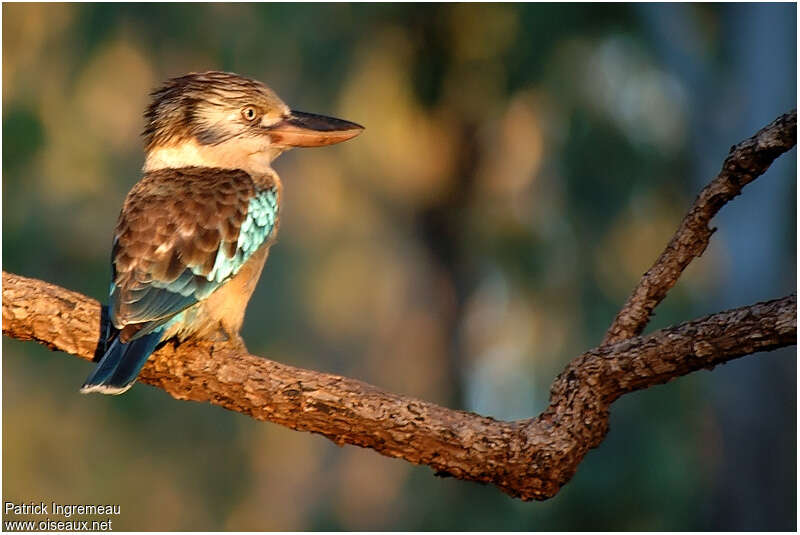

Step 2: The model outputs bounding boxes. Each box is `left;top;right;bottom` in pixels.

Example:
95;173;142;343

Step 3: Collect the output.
2;109;797;501
2;271;796;500
604;110;797;344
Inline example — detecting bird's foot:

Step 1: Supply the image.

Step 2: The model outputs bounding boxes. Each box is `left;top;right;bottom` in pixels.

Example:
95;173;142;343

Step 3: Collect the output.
207;327;247;351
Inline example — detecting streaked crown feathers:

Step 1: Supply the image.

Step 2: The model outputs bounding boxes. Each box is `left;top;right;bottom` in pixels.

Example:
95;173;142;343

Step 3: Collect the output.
143;71;290;151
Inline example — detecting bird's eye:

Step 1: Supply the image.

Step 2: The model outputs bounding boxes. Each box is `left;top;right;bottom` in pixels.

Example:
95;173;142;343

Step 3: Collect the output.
242;106;258;121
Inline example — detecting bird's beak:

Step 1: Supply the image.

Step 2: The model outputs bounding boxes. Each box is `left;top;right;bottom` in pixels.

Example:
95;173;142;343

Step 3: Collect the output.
266;110;364;147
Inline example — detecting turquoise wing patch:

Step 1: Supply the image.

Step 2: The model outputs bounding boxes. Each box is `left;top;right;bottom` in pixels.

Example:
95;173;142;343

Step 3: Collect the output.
204;187;278;284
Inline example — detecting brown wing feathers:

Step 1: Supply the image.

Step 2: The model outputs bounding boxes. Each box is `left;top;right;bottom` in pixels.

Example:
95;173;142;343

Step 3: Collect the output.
112;167;256;327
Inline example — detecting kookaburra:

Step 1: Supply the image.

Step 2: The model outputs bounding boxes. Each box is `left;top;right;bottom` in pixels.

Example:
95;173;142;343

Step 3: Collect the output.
81;71;363;394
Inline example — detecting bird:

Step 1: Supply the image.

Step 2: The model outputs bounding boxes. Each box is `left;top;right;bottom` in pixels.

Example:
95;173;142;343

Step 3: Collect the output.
80;71;363;395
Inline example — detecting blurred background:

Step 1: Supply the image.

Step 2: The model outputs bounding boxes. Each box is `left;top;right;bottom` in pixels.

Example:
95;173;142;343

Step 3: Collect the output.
3;3;796;530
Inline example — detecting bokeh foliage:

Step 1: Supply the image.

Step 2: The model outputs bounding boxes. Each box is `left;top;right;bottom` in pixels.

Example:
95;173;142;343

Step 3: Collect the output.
3;3;796;530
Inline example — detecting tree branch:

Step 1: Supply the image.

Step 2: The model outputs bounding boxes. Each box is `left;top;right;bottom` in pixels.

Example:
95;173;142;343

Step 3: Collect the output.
604;110;797;344
2;271;795;500
3;110;796;502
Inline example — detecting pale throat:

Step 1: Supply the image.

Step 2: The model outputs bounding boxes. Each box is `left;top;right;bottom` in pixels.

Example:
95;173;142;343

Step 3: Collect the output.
144;137;284;179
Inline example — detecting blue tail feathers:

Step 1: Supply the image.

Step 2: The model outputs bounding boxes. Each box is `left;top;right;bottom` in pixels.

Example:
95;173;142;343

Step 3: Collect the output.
80;329;164;395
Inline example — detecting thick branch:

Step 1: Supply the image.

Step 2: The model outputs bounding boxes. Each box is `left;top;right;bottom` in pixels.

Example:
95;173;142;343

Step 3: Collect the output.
604;110;797;344
3;271;795;501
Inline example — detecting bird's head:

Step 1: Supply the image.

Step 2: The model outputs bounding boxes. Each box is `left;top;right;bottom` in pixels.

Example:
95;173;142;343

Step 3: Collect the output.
142;71;363;175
